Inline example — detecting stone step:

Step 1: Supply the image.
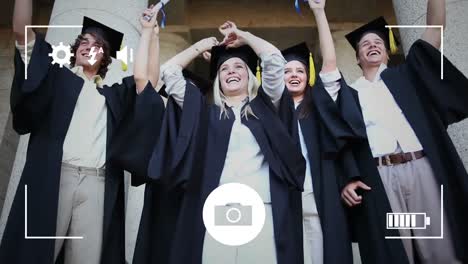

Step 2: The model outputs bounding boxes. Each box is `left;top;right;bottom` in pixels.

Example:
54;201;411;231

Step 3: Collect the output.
0;28;14;51
0;67;13;90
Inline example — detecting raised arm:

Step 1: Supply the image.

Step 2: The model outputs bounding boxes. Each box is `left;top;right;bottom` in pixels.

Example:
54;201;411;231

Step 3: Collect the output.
147;28;160;89
219;21;280;57
161;37;218;108
308;0;336;73
421;0;445;49
219;21;285;106
134;6;160;93
165;37;218;69
13;0;35;44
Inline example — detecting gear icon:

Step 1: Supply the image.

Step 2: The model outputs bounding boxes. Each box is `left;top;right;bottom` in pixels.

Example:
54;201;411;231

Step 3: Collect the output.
48;42;73;68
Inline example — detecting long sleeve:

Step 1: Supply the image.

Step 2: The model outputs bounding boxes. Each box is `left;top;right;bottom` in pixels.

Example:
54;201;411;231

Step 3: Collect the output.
319;68;342;102
15;39;35;65
406;39;468;127
108;81;165;186
10;34;56;134
260;53;286;108
148;80;206;189
161;63;187;108
313;76;367;157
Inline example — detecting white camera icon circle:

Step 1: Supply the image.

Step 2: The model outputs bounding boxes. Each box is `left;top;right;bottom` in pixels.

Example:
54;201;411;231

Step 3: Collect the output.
202;183;266;246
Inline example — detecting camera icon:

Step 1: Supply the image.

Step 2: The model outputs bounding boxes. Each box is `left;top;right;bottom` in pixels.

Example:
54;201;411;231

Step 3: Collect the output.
214;203;252;226
203;183;265;245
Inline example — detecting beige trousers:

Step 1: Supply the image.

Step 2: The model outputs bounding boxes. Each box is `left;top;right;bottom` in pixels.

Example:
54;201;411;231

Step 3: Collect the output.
378;157;460;264
53;163;105;264
302;192;323;264
202;204;277;264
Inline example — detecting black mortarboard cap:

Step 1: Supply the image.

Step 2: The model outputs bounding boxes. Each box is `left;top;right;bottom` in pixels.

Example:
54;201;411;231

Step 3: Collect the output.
345;16;399;54
281;42;316;86
81;16;124;58
209;45;258;80
282;42;310;68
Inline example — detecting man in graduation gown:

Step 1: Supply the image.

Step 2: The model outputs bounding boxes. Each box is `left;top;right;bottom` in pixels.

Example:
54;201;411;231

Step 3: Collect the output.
0;1;164;263
340;0;468;263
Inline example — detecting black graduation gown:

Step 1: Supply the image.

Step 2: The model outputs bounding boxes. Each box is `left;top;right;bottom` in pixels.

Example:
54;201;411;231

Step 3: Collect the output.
346;39;468;264
144;79;306;264
0;33;164;264
279;76;366;264
132;83;191;264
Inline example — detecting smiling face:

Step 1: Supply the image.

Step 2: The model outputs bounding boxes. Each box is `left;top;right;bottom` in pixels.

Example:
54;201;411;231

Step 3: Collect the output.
70;31;112;78
74;33;105;69
218;57;249;96
284;60;307;97
357;32;389;68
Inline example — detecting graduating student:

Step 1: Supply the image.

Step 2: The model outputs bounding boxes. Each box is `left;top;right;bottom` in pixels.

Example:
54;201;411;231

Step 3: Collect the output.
0;1;164;263
132;69;212;264
280;1;364;263
341;0;468;263
146;22;306;264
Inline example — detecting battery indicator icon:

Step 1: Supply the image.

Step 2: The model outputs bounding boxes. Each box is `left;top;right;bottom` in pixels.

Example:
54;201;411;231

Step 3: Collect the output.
386;213;431;230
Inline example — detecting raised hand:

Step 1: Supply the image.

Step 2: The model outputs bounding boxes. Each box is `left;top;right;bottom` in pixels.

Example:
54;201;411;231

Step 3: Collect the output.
140;5;159;34
193;37;219;55
135;4;160;93
307;0;326;10
218;21;247;48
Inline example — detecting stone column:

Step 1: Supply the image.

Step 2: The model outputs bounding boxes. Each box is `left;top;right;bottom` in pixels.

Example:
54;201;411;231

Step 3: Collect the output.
392;0;468;169
0;0;148;260
0;29;18;221
333;30;363;83
124;29;191;263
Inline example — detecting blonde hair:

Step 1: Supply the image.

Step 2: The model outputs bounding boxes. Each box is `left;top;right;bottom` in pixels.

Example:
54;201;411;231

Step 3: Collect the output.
212;65;260;120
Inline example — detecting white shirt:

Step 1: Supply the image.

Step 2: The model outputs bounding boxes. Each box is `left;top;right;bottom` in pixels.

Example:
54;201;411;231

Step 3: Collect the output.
17;40;108;168
295;69;342;194
61;66;107;168
161;53;287;203
218;100;272;202
350;64;423;157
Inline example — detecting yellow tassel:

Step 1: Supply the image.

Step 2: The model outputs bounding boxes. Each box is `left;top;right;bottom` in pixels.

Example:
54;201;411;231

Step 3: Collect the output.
309;52;316;87
389;28;398;55
256;61;261;84
121;61;128;72
119;44;128;71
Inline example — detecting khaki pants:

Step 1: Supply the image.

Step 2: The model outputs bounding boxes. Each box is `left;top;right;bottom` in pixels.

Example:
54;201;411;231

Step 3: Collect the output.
378;157;460;264
53;163;105;264
302;192;323;264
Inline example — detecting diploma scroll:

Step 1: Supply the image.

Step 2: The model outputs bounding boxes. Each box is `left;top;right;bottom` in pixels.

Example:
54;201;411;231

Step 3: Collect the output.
143;0;171;21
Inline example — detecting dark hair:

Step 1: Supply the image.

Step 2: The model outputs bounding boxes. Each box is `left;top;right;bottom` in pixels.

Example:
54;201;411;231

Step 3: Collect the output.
297;83;314;120
355;30;389;57
354;31;390;69
286;59;314;119
70;29;112;79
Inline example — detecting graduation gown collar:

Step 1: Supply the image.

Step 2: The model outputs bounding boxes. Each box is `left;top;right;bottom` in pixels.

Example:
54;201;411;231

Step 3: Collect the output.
352;63;388;87
70;66;104;87
224;96;249;116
